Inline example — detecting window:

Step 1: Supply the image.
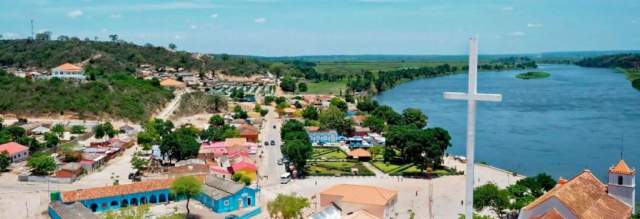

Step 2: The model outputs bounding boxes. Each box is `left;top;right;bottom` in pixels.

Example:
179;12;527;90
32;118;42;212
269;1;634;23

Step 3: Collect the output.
618;176;624;185
224;200;230;206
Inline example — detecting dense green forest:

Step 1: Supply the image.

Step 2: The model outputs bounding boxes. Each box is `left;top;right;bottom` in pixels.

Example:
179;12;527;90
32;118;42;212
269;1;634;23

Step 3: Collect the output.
0;35;273;76
576;54;640;90
0;69;173;121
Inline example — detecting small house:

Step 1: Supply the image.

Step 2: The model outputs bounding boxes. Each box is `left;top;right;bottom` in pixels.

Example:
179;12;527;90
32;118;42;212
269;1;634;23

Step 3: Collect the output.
56;162;84;178
0;142;29;162
348;148;371;161
196;175;258;213
305;126;339;146
50;63;86;80
238;124;259;142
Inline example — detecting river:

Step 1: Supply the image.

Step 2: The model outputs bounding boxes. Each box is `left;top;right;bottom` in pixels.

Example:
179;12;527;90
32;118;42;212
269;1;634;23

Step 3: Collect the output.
376;64;640;181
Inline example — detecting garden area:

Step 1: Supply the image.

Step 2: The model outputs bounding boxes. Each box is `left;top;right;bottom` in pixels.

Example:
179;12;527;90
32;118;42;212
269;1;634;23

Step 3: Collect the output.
310;147;348;160
305;147;374;176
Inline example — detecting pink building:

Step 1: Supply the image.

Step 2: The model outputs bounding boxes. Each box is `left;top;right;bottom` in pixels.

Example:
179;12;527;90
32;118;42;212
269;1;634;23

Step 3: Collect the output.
0;142;29;162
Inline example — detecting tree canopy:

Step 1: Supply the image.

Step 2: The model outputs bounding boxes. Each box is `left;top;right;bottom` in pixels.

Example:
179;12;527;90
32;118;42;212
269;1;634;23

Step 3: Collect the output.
170;175;203;217
267;194;310;219
27;152;57;176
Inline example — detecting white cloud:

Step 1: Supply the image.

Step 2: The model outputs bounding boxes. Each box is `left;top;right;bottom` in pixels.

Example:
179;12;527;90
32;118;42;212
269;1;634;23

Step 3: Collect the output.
190;24;198;29
501;6;514;11
174;35;182;40
508;31;526;36
210;13;218;18
110;14;122;19
527;23;543;28
101;28;108;33
67;9;83;18
254;17;267;23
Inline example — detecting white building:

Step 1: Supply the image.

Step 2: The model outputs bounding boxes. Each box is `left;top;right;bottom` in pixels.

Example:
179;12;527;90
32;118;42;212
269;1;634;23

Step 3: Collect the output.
49;63;86;80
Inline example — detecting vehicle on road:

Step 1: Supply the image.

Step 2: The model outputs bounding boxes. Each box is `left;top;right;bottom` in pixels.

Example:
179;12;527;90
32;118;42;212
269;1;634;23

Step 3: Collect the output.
270;140;276;146
224;214;239;219
264;141;269;146
277;159;283;165
280;172;291;184
273;125;276;129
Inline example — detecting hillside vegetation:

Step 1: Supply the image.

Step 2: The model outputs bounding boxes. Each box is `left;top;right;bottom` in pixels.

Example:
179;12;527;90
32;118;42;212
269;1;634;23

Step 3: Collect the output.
0;37;271;76
0;69;173;121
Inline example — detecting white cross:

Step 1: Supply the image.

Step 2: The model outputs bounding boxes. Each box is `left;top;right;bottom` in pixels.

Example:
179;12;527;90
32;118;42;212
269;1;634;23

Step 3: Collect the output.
443;37;502;219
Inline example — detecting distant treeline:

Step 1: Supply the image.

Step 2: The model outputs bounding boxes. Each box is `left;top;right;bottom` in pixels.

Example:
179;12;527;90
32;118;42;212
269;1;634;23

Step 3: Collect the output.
0;34;274;76
575;54;640;90
0;69;173;121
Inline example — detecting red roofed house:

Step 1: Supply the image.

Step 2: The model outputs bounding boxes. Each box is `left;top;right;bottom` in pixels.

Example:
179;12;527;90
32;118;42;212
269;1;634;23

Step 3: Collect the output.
518;159;635;219
238;124;259;142
0;142;29;162
50;63;86;80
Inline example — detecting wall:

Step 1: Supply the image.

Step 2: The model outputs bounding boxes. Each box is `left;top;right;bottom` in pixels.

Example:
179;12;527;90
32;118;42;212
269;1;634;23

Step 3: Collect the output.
78;189;170;212
197;187;257;213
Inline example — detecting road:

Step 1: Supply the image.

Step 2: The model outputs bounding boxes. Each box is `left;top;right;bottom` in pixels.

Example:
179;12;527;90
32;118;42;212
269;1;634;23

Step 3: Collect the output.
157;89;189;120
257;107;285;187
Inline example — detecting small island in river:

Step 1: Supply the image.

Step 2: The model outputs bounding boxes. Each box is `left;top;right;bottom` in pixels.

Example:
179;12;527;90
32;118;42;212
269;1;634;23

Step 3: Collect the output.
516;71;551;80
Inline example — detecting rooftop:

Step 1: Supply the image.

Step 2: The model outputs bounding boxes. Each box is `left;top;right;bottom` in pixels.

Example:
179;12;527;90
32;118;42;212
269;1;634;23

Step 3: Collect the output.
522;170;632;218
348;148;371;158
61;176;203;202
609;159;635;175
54;63;83;72
50;201;98;219
0;142;28;156
320;184;397;206
203;175;245;199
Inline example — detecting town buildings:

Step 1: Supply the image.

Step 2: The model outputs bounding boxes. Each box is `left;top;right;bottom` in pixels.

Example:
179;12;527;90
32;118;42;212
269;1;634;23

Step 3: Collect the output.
518;159;635;219
49;63;86;80
305;126;339;146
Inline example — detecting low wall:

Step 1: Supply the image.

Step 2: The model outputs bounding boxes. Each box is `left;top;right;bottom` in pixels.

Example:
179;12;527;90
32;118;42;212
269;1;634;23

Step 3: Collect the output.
238;207;262;219
18;175;76;184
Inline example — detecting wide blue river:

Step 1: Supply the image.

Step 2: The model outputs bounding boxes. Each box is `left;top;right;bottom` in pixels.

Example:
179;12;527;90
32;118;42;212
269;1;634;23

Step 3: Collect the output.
376;64;640;181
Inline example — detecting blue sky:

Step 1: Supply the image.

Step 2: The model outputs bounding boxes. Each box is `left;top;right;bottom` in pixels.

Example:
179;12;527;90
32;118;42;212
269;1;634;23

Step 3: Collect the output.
1;0;639;56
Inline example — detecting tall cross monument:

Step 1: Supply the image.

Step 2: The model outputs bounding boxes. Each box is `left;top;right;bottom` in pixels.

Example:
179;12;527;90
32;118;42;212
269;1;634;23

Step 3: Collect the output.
443;37;502;219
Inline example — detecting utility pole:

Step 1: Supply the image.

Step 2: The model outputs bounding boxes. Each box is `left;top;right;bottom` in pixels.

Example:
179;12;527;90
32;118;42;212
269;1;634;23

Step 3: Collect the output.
30;19;34;39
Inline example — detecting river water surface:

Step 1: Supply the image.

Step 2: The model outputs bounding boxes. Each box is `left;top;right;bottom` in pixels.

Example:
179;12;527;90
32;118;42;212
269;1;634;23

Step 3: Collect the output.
376;64;640;181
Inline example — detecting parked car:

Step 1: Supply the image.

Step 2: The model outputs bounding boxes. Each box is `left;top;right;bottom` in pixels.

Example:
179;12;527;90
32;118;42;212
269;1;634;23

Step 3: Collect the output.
277;159;283;165
224;214;239;219
270;140;276;145
273;125;276;129
264;141;269;146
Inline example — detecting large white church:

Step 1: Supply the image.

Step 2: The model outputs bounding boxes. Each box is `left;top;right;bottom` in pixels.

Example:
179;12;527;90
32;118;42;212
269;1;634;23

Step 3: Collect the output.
518;159;636;219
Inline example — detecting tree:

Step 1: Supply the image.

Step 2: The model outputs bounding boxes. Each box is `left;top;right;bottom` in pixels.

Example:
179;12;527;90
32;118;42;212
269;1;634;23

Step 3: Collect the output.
44;133;60;148
94;122;117;139
402;108;427;129
280;75;297;92
223;126;240;138
57;35;69;41
267;194;310;219
373;105;404;125
160;128;200;161
363;116;385;133
27;152;56;175
269;63;286;80
0;152;10;171
329;97;348;112
58;143;82;162
131;152;149;173
282;140;312;175
51;124;65;137
170;176;203;218
264;96;275;105
297;82;308;92
302;106;319;120
254;103;262;113
357;97;379;112
70;125;86;134
281;120;305;139
209;115;225;127
319;106;353;135
473;183;509;218
109;34;119;42
168;43;177;50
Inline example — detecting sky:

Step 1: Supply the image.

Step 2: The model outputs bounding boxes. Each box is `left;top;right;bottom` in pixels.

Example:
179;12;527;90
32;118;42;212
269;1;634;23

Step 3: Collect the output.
1;0;639;56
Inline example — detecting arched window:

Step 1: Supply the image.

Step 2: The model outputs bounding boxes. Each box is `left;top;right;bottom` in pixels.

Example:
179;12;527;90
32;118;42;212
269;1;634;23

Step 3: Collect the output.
618;175;624;185
110;201;118;206
150;195;157;203
121;199;129;208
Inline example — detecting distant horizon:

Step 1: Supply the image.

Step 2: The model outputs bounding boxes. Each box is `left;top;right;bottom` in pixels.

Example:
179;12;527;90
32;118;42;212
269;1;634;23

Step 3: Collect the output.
3;0;640;56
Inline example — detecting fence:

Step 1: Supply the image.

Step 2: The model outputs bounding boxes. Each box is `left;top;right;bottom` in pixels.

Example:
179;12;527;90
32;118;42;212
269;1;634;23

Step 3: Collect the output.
18;175;76;184
238;207;262;219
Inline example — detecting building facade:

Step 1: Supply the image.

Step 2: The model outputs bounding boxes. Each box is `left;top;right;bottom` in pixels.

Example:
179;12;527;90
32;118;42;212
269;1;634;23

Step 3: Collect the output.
50;63;86;80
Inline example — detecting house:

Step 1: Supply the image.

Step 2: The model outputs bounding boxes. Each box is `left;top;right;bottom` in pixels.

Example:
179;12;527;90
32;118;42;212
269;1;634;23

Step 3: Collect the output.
309;202;342;219
345;136;370;148
50;63;86;80
319;184;397;219
196;175;258;213
0;142;29;162
348;148;371;161
159;78;186;89
199;138;258;160
366;133;386;145
48;201;98;219
352;126;371;137
239;124;259;142
518;159;635;219
305;126;339;146
56;162;84;178
31;126;51;135
119;125;136;135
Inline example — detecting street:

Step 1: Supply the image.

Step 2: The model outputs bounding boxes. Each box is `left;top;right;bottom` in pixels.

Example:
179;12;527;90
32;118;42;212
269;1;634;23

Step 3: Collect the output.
257;107;285;187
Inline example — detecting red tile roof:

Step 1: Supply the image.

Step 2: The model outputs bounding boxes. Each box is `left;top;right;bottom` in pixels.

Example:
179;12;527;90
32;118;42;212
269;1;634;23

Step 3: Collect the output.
239;124;259;136
55;63;83;72
610;159;635;175
531;208;564;219
0;142;28;156
61;176;205;202
231;160;257;172
348;148;371;158
522;170;632;218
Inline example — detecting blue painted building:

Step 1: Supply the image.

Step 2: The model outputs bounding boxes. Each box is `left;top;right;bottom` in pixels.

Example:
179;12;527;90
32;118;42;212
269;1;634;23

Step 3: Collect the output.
196;176;258;213
305;127;339;145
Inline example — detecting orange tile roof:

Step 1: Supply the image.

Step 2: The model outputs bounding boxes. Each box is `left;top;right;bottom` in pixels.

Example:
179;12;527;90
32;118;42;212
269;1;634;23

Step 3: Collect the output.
344;209;380;219
531;208;564;219
55;63;82;72
61;176;205;202
239;124;259;136
225;138;247;147
522;170;632;218
320;184;397;206
0;142;28;156
610;159;635;175
348;148;371;158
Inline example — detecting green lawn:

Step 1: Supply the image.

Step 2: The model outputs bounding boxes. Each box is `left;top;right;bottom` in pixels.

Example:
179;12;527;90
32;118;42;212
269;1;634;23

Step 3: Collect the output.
371;161;404;173
311;147;348;160
304;81;347;95
306;161;374;176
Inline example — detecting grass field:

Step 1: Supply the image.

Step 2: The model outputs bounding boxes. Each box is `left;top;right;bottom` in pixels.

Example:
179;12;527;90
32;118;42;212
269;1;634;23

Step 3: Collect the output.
304;80;347;95
314;60;466;75
371;161;405;173
311;147;348;160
